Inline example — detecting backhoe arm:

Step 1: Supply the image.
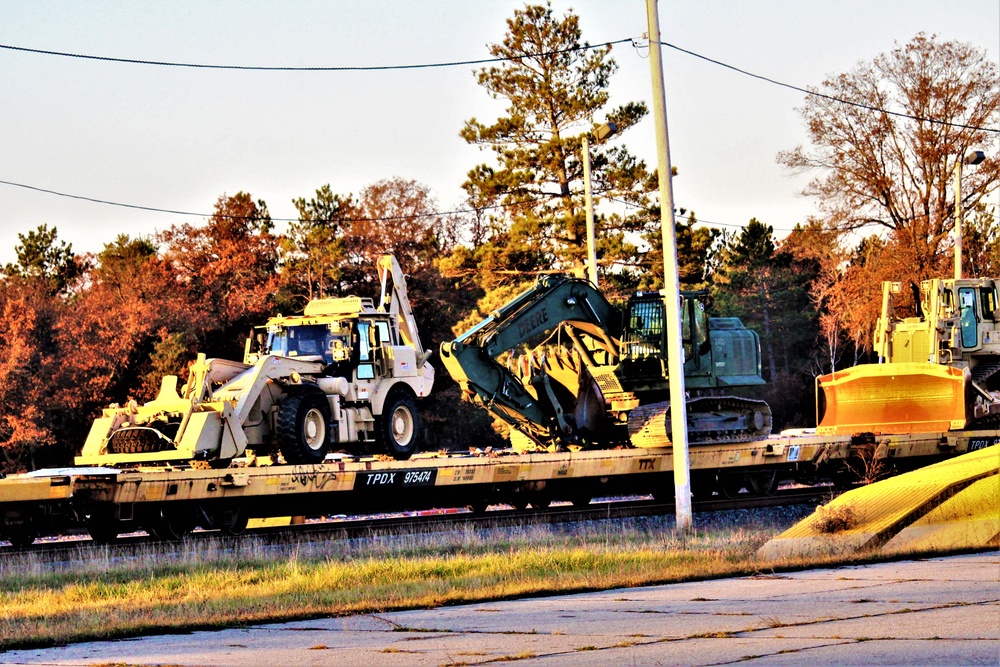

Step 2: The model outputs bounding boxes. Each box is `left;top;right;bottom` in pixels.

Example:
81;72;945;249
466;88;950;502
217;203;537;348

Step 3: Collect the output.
377;255;430;366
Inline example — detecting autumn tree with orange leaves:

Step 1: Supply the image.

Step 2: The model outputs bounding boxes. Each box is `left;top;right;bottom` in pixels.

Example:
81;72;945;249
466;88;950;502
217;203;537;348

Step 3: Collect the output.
780;33;999;353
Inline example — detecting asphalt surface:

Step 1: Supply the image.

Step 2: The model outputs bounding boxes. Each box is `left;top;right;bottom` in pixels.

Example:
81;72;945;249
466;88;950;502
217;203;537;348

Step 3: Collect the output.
3;552;997;666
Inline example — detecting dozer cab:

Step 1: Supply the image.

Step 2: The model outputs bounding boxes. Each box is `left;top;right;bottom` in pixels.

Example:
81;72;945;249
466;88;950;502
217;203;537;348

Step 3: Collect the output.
440;274;770;452
817;277;1000;435
76;256;434;467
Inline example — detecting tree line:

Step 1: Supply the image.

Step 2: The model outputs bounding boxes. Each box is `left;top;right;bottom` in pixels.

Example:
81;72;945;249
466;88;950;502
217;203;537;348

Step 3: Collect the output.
0;4;996;472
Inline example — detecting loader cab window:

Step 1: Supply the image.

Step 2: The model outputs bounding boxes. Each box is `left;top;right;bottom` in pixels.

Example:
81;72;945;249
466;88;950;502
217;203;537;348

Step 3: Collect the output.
980;286;998;322
959;287;979;348
268;325;332;362
373;319;394;346
355;321;375;379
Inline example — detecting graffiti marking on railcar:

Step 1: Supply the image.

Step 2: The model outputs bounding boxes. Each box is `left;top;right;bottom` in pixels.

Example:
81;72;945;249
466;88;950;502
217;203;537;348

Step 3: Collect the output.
969;437;1000;451
290;466;338;490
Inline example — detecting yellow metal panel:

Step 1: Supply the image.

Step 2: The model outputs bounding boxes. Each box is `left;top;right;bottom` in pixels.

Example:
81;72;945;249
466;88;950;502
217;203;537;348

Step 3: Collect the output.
758;445;999;560
817;362;968;435
882;475;1000;553
0;477;72;503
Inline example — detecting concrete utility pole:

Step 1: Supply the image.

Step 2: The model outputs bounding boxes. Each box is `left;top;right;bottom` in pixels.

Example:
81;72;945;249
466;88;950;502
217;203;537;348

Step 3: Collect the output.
645;0;692;532
954;150;986;280
583;122;617;286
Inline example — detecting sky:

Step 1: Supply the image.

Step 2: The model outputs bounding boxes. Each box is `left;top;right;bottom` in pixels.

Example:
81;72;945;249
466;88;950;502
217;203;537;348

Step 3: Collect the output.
0;0;998;267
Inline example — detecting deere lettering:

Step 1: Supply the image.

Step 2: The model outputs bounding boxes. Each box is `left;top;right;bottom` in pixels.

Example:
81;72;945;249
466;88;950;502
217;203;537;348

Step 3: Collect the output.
516;307;549;339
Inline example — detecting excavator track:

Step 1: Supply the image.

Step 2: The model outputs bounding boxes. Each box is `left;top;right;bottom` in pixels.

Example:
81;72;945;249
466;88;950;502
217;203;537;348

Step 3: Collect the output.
627;397;772;448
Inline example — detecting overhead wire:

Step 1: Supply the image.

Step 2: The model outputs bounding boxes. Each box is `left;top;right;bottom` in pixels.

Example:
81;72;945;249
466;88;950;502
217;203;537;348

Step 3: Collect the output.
0;33;995;227
1;37;995;132
0;39;632;71
654;40;999;134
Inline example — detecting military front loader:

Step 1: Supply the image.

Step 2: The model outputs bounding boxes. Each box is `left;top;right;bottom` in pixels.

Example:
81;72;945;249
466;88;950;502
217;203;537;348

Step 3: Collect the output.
440;274;771;452
817;277;1000;435
76;256;434;467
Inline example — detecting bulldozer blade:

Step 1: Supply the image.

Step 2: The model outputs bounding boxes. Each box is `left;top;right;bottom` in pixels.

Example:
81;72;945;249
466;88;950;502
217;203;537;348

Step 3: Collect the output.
816;362;971;435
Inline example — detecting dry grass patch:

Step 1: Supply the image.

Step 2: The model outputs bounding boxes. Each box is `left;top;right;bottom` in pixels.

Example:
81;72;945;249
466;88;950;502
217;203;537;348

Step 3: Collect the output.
0;509;824;650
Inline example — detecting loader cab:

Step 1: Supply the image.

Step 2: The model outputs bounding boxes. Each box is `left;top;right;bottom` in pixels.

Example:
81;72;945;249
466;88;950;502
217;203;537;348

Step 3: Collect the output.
354;317;396;380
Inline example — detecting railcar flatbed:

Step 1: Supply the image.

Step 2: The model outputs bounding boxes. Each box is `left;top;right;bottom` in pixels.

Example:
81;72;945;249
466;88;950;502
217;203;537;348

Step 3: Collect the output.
2;428;998;546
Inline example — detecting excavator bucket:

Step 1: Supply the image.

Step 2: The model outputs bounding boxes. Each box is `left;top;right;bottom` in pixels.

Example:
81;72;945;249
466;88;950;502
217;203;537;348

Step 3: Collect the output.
816;362;971;435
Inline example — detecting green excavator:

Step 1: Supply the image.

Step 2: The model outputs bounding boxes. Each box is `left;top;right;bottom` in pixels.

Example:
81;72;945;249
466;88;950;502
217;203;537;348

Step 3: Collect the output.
440;274;771;452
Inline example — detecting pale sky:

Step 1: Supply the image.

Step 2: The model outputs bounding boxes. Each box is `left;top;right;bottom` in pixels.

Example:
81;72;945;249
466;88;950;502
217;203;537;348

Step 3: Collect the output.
1;0;997;266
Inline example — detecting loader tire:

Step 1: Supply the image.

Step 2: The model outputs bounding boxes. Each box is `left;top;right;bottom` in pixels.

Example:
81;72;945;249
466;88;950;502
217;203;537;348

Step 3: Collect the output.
377;391;420;460
277;390;331;465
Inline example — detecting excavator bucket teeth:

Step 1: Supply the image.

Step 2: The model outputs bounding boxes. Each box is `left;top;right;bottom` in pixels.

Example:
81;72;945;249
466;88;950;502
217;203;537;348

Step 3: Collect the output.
816;362;971;435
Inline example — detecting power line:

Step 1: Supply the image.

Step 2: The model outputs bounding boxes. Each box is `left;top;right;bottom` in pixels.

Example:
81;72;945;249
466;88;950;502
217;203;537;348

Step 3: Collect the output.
655;39;1000;134
3;36;994;132
0;40;631;71
1;176;795;233
0;177;501;223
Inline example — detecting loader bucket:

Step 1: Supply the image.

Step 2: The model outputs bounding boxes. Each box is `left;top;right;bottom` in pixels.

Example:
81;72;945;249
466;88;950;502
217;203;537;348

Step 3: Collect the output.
816;362;971;435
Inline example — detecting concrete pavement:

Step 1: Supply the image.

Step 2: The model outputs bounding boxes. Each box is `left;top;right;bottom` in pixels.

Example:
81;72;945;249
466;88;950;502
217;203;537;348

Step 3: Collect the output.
3;552;997;666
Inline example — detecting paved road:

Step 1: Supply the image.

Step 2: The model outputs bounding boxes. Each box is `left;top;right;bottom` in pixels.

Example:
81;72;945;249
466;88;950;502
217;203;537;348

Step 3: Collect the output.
3;552;997;666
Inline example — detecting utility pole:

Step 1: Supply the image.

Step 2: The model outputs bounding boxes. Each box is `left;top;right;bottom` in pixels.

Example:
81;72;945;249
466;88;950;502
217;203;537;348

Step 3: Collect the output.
645;0;692;532
583;122;617;286
954;150;986;280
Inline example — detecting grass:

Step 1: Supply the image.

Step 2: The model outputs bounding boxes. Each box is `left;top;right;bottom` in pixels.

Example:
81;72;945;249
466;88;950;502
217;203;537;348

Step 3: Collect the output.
0;509;870;651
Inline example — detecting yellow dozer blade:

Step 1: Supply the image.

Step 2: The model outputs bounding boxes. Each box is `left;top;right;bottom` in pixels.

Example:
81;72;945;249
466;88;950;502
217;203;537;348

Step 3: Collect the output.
816;362;971;435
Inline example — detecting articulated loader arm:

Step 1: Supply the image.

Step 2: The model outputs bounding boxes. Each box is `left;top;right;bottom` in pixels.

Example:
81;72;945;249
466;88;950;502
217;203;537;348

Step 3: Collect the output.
439;274;620;444
377;255;430;367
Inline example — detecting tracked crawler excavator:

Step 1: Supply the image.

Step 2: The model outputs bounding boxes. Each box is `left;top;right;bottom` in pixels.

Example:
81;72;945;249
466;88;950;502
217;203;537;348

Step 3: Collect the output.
440;274;772;452
817;277;1000;435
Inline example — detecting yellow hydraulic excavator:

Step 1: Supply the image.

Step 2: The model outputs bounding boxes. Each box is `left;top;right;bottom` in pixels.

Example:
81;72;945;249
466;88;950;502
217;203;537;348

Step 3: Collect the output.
817;277;1000;435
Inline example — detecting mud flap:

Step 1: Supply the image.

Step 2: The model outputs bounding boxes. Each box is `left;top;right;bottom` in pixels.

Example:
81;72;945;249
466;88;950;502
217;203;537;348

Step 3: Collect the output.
816;362;971;435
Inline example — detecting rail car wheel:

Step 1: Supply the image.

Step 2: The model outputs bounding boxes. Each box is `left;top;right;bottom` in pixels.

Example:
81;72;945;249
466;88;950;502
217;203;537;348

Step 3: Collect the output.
571;495;592;508
377;391;420;460
277;390;331;465
217;508;249;536
720;474;748;499
4;524;36;548
87;521;121;545
467;501;489;515
85;508;133;544
748;471;779;497
143;508;193;541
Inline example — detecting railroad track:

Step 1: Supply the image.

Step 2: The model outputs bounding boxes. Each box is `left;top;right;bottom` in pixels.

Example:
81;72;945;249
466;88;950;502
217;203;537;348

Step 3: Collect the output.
6;486;830;559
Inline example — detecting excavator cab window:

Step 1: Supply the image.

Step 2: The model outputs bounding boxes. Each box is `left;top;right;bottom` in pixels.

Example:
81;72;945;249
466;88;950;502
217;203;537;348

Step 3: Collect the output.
626;297;664;356
959;287;979;348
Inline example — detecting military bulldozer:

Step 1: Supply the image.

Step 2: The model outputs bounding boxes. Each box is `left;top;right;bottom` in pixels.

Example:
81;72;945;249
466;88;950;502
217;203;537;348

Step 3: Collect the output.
817;277;1000;435
440;274;771;452
76;256;434;467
